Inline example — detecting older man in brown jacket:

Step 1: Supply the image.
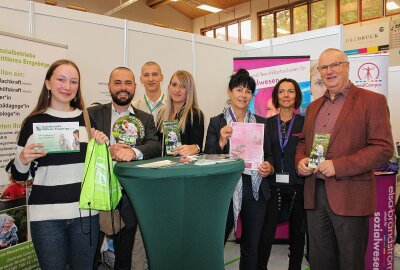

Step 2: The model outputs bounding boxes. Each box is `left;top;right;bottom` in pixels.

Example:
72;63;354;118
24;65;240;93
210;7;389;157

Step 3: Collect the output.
296;48;393;270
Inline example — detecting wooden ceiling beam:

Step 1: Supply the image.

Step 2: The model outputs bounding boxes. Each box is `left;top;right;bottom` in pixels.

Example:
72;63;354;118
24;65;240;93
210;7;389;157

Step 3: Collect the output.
147;0;170;9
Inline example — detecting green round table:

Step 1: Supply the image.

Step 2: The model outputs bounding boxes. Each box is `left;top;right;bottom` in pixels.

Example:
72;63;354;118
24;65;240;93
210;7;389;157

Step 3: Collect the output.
114;156;244;270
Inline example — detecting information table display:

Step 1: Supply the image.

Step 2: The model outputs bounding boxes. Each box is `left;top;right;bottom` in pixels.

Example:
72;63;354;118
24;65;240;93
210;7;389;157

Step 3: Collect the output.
114;156;245;270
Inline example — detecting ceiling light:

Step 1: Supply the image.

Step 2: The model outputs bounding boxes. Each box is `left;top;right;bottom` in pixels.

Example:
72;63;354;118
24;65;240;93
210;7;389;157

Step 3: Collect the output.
170;0;179;2
104;0;138;16
197;4;222;13
386;1;400;10
67;5;88;12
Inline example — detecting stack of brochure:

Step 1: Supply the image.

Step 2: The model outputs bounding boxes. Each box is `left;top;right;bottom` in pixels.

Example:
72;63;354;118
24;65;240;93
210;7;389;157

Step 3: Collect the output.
194;154;236;166
137;160;177;168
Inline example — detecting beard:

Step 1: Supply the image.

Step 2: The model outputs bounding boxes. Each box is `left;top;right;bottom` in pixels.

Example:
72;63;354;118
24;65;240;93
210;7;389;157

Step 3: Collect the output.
111;90;134;106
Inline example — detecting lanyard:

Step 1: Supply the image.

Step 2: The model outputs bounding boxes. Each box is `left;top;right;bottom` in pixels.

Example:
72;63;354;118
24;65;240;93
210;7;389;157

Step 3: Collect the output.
228;107;251;123
144;94;164;114
277;114;295;171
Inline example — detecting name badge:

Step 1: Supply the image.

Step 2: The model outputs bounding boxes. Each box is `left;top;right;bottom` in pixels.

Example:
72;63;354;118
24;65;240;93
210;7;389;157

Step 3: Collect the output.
276;173;290;184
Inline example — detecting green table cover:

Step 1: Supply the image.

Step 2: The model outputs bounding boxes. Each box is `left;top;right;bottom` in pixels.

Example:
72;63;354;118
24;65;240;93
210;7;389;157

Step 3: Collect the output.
114;156;244;270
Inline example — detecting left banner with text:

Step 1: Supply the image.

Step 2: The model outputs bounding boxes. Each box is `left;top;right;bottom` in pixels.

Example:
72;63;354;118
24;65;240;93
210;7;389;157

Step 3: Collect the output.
0;31;67;270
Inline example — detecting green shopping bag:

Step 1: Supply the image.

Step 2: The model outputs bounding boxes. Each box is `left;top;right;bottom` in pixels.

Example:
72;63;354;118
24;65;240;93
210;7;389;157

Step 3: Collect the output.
80;139;122;211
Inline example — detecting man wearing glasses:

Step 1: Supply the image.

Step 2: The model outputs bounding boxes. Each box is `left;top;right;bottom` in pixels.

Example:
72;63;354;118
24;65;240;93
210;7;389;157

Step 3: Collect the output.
296;48;393;270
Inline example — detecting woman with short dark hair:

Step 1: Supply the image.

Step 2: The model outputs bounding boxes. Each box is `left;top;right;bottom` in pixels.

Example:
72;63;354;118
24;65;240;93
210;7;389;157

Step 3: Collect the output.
205;69;274;270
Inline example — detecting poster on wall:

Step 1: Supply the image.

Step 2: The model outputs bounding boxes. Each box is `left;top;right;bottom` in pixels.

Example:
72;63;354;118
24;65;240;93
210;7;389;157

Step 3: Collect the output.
309;53;389;102
348;53;389;96
0;32;67;182
233;56;311;118
0;31;66;269
310;59;326;102
344;21;389;55
390;17;400;49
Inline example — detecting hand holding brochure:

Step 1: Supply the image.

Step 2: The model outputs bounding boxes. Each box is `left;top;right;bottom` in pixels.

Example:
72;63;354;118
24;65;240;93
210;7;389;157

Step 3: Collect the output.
230;122;264;170
162;120;182;155
33;122;80;153
308;133;331;168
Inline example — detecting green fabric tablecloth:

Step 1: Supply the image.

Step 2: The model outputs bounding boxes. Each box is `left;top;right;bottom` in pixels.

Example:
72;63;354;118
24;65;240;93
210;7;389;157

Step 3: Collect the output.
114;156;244;270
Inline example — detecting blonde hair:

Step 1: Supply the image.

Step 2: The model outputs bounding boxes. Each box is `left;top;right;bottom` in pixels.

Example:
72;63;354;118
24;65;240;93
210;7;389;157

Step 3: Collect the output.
157;70;202;133
310;61;319;78
141;61;162;75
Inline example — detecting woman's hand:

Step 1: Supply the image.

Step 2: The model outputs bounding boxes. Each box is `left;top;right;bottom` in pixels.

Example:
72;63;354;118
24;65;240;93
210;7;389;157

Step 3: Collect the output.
172;144;198;157
19;143;47;165
91;128;109;145
219;125;232;150
258;161;274;177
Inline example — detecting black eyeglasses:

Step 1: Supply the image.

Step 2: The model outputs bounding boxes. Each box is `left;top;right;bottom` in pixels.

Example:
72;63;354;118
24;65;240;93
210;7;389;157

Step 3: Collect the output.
317;61;348;72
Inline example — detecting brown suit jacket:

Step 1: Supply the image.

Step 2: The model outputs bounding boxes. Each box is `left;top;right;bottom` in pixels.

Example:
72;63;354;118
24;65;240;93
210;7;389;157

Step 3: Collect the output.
295;83;393;216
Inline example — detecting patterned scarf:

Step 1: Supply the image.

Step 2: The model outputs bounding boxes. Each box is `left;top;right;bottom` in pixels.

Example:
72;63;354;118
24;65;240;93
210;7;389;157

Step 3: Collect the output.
223;106;263;231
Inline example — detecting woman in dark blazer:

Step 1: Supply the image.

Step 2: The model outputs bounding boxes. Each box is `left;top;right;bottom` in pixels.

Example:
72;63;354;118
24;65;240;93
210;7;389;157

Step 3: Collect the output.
204;69;274;270
257;78;305;270
156;70;204;156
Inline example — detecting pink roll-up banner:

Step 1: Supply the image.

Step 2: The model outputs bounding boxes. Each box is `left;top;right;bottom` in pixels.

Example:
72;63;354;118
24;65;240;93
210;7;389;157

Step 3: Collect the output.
233;56;311;241
233;56;311;118
365;173;396;270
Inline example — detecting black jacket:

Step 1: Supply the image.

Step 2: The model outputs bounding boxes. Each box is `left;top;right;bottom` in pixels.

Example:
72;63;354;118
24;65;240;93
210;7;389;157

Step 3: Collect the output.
204;113;274;201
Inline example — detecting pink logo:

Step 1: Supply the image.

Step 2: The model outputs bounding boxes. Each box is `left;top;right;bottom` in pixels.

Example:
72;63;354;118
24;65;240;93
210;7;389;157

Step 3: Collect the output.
357;62;380;80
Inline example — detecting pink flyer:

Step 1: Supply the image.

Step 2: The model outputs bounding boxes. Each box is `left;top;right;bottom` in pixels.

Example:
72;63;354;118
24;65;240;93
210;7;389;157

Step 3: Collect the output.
230;122;264;169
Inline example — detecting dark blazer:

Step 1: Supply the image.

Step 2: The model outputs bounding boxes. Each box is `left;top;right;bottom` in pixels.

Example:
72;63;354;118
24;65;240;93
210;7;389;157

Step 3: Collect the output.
157;107;205;153
295;84;393;216
204;113;274;200
180;108;204;151
87;103;161;159
87;103;161;227
267;113;305;186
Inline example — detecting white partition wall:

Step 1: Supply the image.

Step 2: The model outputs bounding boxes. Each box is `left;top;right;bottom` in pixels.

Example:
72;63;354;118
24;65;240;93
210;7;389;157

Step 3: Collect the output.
126;23;244;126
127;21;194;100
194;35;243;127
32;4;126;105
243;25;343;60
0;1;30;36
388;66;400;144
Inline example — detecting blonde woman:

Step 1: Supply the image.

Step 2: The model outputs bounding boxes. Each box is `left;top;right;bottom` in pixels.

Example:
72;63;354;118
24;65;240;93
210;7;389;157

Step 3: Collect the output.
156;70;204;156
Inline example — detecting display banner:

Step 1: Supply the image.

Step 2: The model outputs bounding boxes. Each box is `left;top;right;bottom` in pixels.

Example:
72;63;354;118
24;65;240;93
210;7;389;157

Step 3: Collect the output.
365;173;396;270
233;57;311;118
344;21;390;55
348;53;389;96
0;31;66;270
390;18;400;49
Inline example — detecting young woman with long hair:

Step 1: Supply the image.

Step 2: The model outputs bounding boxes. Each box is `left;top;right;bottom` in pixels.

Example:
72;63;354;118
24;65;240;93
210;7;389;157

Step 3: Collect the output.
156;70;204;156
11;59;108;269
